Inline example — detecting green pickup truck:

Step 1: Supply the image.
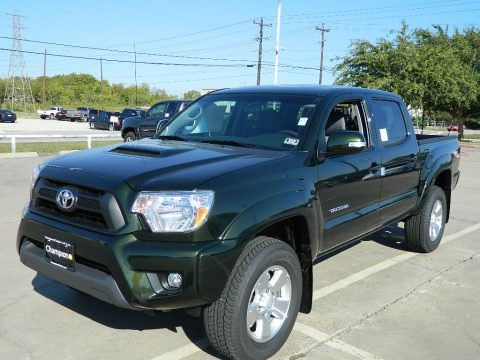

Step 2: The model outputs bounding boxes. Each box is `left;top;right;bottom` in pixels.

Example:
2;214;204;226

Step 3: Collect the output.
17;85;460;360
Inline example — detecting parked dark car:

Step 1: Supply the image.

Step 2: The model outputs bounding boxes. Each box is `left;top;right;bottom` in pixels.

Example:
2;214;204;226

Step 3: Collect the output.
89;111;115;130
87;109;101;122
121;100;191;141
120;108;144;122
55;109;69;120
0;109;16;122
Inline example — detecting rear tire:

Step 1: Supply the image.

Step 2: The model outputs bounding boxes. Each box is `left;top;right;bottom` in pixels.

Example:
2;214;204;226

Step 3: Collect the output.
108;123;114;131
89;122;95;129
405;185;447;253
203;237;302;360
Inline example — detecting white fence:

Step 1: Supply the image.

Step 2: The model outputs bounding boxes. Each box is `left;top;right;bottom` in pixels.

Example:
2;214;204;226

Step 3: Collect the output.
0;134;120;153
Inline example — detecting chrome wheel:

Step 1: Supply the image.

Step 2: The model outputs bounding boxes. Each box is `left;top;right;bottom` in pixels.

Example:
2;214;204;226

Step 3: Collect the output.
246;265;292;343
429;199;443;242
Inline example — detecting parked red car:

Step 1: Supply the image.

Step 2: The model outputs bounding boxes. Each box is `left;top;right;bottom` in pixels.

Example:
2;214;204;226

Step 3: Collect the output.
447;124;466;132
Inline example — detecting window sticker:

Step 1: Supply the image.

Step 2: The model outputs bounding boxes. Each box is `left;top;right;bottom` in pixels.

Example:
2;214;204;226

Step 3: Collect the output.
297;117;308;126
284;137;300;146
380;128;389;142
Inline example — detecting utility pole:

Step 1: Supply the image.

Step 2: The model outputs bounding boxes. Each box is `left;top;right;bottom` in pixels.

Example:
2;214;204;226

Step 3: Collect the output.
100;57;103;110
134;43;138;106
253;18;271;86
42;49;47;107
315;23;330;85
3;13;36;111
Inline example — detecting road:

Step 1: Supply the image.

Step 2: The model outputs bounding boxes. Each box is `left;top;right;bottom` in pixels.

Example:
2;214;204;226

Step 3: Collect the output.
0;147;479;360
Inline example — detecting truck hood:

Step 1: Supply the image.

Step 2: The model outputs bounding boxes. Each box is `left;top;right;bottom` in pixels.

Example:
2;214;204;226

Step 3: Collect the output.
45;139;288;191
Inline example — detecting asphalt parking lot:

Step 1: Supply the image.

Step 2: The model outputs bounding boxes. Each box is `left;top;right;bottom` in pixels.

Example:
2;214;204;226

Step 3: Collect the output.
0;117;118;136
0;144;479;360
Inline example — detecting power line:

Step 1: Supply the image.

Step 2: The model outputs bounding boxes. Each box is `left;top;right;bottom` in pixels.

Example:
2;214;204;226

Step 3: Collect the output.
0;35;256;64
0;47;319;71
267;0;477;20
0;48;255;67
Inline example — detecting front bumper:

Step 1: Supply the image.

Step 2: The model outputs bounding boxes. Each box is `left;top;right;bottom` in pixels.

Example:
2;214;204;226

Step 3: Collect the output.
17;214;244;311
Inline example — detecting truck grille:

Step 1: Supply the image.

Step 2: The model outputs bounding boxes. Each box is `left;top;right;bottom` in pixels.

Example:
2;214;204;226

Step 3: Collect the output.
32;178;125;231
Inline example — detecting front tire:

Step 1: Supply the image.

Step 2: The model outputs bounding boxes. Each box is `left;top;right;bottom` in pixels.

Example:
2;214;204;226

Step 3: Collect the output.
203;237;302;360
49;113;54;120
405;185;447;253
89;121;95;129
124;131;136;142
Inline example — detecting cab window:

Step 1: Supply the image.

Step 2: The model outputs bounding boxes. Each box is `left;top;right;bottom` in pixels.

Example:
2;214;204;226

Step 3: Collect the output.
371;100;408;146
325;100;370;146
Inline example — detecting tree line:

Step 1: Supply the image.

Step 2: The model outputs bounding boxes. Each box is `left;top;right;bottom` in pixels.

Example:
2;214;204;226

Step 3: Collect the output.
0;74;202;111
334;21;480;137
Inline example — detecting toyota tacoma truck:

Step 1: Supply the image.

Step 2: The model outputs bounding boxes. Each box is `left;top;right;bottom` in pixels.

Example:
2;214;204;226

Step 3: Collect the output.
17;86;460;360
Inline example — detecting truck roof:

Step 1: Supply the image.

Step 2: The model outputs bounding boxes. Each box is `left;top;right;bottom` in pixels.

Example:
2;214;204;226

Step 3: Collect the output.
212;85;399;98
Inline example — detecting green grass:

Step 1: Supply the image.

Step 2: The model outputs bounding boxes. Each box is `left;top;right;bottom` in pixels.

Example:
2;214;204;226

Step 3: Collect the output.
14;111;38;119
464;134;480;140
0;139;123;154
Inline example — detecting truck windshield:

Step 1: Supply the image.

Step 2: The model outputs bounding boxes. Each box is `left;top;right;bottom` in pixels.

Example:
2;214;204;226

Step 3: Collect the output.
158;93;320;150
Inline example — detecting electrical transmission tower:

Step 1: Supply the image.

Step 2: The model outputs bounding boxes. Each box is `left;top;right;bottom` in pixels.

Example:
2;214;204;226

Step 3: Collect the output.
254;18;271;85
3;13;36;111
315;24;330;85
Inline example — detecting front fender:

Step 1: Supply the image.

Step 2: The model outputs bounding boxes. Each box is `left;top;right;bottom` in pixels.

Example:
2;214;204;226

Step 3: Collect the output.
221;189;316;242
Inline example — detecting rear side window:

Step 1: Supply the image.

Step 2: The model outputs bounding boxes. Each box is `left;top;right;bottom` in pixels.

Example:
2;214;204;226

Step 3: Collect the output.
371;99;407;146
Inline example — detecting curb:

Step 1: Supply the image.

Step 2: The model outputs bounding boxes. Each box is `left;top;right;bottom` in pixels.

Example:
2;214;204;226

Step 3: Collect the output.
0;152;38;159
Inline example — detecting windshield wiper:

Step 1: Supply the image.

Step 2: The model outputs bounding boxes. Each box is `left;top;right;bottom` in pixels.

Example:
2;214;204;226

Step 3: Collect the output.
156;135;187;141
201;139;255;148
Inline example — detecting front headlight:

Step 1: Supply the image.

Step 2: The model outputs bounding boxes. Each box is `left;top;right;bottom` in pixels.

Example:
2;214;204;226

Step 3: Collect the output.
30;163;45;198
131;191;214;233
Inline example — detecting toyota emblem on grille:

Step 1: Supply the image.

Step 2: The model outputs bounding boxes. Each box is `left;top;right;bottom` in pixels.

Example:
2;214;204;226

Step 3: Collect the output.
56;189;77;211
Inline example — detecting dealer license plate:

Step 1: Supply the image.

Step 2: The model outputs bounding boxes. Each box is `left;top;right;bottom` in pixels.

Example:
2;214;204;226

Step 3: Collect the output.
45;236;75;271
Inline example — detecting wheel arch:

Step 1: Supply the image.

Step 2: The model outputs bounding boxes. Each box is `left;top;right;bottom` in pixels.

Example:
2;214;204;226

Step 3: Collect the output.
121;127;137;139
220;191;316;314
255;216;313;314
418;166;452;223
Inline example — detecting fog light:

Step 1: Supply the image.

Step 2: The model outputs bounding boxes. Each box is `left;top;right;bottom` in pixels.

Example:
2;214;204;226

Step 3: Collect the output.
167;273;182;289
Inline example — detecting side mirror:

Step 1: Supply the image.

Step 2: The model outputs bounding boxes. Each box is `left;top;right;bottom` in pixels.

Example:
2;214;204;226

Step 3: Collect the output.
327;131;366;155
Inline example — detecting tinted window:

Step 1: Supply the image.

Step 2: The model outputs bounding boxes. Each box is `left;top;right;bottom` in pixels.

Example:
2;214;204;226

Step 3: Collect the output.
371;100;407;146
161;94;320;151
148;103;167;117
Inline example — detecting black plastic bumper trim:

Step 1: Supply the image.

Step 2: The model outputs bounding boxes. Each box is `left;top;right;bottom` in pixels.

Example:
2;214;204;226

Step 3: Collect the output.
20;241;138;311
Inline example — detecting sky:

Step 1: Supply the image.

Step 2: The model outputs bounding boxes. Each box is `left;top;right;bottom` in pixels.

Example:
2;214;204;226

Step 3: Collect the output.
1;0;479;97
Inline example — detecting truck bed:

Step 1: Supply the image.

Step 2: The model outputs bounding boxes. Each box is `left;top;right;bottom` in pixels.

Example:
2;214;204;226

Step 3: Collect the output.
416;133;458;145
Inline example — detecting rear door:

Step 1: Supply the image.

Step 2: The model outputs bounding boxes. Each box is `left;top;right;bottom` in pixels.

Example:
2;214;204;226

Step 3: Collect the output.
315;96;382;252
367;96;420;224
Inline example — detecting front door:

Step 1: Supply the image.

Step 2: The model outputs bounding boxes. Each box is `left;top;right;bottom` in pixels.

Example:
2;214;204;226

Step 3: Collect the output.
139;102;169;138
316;98;382;252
